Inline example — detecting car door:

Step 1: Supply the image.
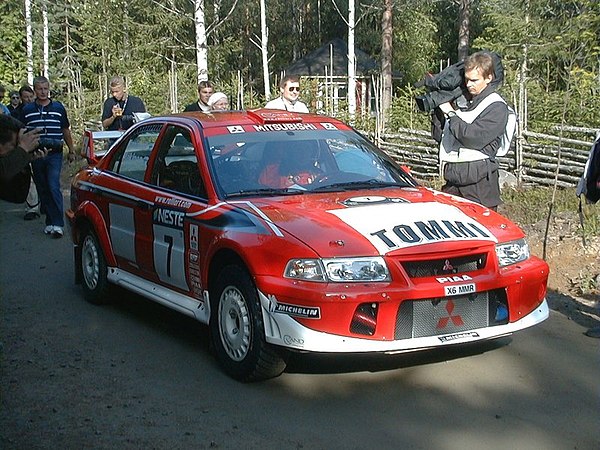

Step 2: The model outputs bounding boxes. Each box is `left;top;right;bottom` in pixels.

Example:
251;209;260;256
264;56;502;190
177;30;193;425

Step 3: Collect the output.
138;123;208;298
99;123;163;280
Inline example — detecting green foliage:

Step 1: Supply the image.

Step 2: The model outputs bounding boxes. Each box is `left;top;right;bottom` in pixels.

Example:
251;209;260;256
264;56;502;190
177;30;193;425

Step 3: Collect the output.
0;0;28;86
392;4;440;86
387;86;431;130
2;0;599;135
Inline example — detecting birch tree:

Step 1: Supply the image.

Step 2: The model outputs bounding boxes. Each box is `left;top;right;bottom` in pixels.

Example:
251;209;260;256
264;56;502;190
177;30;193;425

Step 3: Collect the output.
194;0;208;82
42;0;49;77
260;0;270;100
347;0;356;118
25;0;34;84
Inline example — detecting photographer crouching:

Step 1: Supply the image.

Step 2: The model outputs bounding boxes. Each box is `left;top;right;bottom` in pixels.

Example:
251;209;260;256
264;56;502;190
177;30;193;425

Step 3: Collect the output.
423;51;514;211
0;115;48;207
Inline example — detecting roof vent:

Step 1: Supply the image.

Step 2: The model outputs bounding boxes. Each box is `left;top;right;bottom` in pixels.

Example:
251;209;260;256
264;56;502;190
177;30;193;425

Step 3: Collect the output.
247;109;304;124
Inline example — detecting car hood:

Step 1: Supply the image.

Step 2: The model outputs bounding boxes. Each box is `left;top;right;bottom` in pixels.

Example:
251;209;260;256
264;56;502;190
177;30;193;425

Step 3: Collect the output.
228;187;525;257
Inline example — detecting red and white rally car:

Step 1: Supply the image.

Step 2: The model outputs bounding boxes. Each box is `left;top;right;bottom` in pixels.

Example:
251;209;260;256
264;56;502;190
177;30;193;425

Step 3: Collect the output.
67;109;549;381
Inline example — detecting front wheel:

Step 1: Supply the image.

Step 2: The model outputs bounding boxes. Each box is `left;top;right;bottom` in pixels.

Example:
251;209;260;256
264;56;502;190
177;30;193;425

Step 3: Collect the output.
210;265;286;382
80;227;111;305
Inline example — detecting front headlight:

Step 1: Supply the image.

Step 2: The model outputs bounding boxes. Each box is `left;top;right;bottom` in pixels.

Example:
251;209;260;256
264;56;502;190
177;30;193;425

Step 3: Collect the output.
495;238;530;267
285;257;390;282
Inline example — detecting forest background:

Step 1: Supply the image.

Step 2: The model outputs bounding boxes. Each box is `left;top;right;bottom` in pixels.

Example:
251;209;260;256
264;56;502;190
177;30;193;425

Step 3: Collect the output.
1;0;599;135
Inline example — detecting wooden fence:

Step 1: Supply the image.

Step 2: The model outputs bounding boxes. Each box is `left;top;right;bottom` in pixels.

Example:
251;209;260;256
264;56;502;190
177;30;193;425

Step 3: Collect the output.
371;126;599;188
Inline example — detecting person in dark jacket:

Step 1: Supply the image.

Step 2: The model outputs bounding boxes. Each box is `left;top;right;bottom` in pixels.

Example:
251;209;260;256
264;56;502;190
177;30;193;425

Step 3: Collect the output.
0;115;43;182
101;76;146;131
438;51;509;210
184;80;214;112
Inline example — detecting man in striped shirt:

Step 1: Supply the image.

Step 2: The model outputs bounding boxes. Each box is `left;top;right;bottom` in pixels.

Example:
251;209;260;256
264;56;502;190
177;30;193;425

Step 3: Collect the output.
22;76;77;238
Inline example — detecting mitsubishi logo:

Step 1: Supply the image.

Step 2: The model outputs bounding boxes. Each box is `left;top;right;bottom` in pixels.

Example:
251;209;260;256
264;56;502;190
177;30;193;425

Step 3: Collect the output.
436;300;464;329
442;259;454;272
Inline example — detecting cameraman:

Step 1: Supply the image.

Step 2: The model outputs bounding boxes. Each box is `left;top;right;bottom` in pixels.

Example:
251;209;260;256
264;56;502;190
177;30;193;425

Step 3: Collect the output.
438;51;509;210
0;115;45;182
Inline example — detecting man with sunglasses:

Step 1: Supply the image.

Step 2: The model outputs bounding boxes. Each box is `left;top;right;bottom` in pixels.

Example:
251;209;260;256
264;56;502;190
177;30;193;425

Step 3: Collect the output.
8;91;21;113
265;75;309;113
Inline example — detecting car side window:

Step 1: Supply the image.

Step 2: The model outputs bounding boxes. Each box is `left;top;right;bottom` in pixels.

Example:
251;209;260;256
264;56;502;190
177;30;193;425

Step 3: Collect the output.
109;124;162;181
150;125;207;198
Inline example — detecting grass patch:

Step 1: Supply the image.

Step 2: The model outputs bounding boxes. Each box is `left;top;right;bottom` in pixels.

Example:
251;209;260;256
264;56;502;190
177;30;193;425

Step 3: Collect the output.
500;186;600;236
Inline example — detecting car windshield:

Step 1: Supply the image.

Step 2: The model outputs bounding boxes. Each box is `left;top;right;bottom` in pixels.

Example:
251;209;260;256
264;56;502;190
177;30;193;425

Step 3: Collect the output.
206;129;416;198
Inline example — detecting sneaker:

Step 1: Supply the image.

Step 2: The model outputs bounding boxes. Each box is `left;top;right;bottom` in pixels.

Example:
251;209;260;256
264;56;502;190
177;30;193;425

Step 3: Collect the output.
24;212;40;221
44;225;53;234
51;226;64;239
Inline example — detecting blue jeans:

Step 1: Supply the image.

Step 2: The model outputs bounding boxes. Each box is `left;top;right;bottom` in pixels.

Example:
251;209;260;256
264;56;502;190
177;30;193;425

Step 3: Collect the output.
31;151;64;227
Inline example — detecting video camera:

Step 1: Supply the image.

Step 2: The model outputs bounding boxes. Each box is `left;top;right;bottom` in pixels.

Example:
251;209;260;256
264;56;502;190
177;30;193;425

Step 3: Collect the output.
414;51;504;113
38;137;64;150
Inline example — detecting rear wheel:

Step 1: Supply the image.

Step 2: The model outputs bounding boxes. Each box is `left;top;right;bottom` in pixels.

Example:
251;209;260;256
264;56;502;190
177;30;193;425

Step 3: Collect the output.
210;265;286;381
80;227;111;305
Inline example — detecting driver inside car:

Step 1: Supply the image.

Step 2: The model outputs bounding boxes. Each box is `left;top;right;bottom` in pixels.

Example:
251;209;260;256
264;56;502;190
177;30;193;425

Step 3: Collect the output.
258;141;321;188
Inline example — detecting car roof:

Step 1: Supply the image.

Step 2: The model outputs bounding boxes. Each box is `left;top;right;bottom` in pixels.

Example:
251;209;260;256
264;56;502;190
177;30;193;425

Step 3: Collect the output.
169;109;350;130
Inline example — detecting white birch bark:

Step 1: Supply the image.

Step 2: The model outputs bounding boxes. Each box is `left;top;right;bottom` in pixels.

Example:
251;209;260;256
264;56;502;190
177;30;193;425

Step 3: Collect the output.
194;0;208;82
347;0;356;118
25;0;34;85
43;0;49;78
260;0;270;100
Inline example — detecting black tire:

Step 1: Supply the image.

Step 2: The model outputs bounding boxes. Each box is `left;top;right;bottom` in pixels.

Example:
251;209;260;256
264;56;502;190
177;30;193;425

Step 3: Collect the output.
210;265;287;382
80;227;111;305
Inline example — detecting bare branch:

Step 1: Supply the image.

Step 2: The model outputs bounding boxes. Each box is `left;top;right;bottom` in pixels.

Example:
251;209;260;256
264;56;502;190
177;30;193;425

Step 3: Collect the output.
329;0;350;27
206;0;240;36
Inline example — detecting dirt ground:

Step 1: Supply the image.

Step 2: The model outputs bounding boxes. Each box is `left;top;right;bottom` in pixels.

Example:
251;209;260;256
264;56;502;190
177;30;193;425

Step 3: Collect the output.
517;211;600;329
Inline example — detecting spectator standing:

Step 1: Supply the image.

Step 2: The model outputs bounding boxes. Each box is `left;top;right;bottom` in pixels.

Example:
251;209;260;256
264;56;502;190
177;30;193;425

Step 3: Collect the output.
438;51;510;211
0;85;10;115
208;92;229;111
265;75;309;113
8;91;20;113
10;85;35;123
102;76;146;131
184;81;214;112
22;76;77;238
11;85;40;220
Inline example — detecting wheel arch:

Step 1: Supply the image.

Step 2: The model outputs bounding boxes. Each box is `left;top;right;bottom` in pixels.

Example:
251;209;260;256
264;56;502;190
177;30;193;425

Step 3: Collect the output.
207;248;249;297
73;201;117;269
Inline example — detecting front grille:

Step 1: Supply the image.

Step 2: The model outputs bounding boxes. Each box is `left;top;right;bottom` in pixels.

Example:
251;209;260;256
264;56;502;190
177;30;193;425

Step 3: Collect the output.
394;289;508;339
403;254;487;278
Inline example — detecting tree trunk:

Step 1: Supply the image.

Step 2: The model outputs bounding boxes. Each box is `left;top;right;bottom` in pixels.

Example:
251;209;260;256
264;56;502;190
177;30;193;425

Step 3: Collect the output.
260;0;270;100
381;0;393;127
457;0;471;61
25;0;34;85
42;0;49;78
194;0;209;82
347;0;356;119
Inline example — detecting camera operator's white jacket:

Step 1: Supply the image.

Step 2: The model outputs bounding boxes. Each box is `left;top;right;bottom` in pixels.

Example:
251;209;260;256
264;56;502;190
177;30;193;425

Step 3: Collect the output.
439;92;516;164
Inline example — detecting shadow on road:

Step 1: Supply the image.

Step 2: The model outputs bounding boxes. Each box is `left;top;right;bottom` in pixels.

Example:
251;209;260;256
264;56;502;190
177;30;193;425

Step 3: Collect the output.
102;287;514;377
284;337;512;375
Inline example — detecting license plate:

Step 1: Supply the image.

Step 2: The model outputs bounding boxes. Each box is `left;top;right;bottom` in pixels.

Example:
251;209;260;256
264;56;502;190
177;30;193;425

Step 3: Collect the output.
444;283;476;296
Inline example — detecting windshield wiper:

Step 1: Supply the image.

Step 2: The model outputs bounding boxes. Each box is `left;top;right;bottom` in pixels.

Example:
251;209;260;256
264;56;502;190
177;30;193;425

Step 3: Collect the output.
225;187;306;198
312;179;405;192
